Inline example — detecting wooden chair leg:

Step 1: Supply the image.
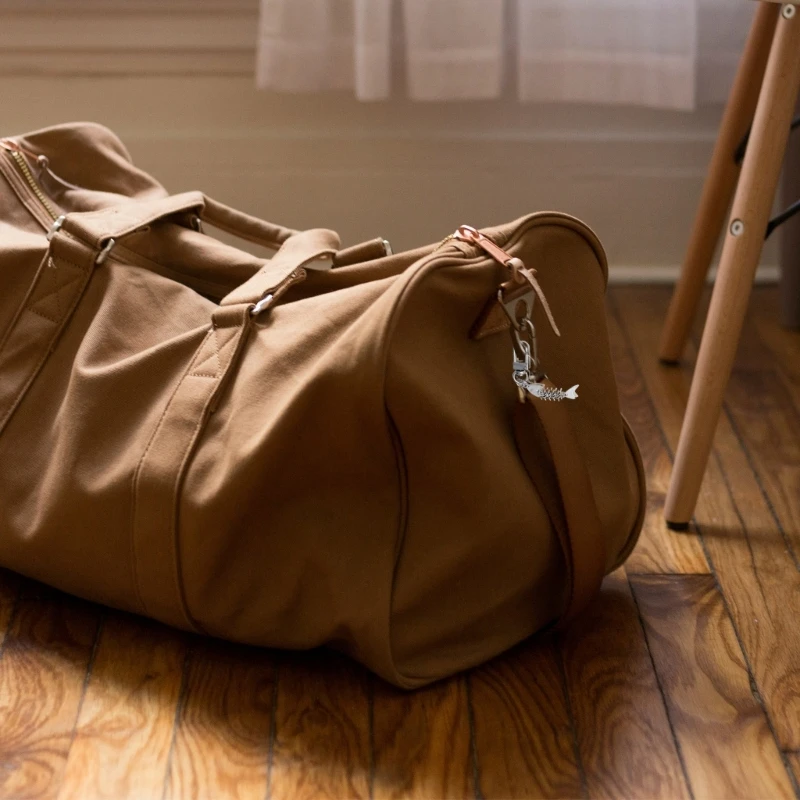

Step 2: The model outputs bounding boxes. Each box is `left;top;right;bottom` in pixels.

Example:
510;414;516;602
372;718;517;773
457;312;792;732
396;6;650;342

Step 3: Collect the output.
665;5;800;528
658;1;780;364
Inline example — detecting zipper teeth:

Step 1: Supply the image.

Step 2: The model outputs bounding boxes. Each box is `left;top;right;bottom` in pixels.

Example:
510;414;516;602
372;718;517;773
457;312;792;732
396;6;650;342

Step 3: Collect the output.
8;149;59;221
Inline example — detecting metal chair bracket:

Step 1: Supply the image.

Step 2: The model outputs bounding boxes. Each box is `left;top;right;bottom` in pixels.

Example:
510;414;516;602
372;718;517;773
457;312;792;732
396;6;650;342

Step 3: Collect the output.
766;197;800;239
735;114;800;164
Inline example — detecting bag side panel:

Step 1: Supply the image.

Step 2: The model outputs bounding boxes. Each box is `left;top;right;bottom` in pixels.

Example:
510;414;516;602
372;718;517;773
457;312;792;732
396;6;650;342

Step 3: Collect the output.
387;222;643;684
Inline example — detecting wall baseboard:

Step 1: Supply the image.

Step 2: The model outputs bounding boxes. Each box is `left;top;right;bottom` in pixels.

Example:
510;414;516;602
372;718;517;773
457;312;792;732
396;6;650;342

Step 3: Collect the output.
0;57;778;276
609;265;780;285
0;0;256;76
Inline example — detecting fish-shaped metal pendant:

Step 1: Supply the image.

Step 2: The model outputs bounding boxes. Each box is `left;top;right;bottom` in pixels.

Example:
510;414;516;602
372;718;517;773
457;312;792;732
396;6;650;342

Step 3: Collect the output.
524;381;579;402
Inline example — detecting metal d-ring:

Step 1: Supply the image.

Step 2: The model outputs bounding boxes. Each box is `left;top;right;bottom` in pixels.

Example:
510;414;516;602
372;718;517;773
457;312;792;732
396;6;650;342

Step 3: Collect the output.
522;318;541;377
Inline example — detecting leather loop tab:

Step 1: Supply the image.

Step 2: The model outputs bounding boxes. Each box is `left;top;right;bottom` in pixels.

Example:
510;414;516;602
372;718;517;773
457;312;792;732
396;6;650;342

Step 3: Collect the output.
513;389;607;623
333;237;391;267
200;195;298;249
62;191;208;249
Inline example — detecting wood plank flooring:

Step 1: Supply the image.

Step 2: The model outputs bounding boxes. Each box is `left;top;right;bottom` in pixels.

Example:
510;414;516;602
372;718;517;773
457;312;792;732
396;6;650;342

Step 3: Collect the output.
0;286;799;799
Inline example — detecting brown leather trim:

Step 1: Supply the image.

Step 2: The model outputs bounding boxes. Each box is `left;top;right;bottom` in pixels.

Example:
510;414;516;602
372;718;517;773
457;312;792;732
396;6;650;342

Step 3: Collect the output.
468;213;609;341
333;238;391;268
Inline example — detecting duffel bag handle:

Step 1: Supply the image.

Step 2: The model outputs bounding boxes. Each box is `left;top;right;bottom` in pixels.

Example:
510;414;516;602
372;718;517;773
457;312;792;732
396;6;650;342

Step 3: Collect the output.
219;228;340;312
57;190;341;314
59;189;306;252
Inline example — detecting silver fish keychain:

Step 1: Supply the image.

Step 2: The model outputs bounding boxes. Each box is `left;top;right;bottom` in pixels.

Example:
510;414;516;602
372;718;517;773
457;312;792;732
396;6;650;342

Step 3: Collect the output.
524;381;579;401
512;334;579;403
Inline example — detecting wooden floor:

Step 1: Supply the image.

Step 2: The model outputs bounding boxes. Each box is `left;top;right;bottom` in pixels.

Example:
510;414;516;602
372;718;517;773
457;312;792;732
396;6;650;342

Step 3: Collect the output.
1;286;800;800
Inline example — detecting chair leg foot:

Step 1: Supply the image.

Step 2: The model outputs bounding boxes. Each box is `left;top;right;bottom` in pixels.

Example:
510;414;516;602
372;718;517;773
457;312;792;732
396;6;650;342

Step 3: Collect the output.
666;520;690;532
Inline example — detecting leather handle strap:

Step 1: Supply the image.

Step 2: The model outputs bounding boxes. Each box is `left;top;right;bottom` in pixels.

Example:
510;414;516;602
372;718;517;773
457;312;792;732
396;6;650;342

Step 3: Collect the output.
60;190;302;251
58;191;340;311
201;194;301;249
220;228;341;308
513;388;607;623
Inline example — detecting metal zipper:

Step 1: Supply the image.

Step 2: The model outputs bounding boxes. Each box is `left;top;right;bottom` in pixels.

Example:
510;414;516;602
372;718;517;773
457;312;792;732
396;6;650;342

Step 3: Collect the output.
0;139;60;221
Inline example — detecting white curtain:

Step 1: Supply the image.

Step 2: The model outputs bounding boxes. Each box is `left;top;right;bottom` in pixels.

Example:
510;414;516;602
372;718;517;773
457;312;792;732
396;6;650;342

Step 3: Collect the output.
256;0;754;110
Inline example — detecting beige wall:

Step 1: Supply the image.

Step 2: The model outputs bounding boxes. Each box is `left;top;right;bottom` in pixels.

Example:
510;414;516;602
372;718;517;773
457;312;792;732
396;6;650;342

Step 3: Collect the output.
0;0;779;281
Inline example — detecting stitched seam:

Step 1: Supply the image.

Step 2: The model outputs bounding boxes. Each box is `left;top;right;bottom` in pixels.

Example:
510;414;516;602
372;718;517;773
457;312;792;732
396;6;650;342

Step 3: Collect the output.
67;194;203;242
0;252;82;359
27;274;82;318
66;195;198;223
190;325;220;377
21;256;85;317
171;318;248;634
0;266;91;433
54;260;61;320
24;306;59;324
190;327;238;378
168;387;221;634
130;326;214;619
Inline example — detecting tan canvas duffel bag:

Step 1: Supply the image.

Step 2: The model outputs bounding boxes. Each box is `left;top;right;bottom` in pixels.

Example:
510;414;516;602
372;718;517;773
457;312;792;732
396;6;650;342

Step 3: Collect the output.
0;122;645;688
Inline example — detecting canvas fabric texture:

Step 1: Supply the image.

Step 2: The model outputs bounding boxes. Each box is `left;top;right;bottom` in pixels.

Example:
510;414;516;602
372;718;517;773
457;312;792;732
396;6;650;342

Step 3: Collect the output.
0;122;645;688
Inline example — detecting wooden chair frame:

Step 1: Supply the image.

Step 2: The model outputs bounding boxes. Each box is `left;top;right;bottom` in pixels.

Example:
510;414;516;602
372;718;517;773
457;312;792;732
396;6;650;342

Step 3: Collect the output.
659;0;800;528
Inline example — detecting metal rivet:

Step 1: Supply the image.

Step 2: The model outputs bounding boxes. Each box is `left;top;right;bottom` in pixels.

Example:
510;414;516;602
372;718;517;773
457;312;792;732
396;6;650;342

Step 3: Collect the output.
783;4;796;19
250;293;274;317
730;219;745;237
95;238;116;265
46;214;66;242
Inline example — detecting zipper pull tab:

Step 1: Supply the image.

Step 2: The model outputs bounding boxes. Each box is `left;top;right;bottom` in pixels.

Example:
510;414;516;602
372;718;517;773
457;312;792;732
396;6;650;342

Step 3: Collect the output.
453;225;520;269
0;138;38;159
47;215;66;241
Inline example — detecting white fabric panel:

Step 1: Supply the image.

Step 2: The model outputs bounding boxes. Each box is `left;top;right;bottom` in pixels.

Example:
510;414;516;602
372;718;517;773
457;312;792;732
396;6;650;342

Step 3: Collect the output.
256;0;755;108
517;0;698;110
403;0;505;100
355;0;392;100
256;0;391;99
256;0;355;92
